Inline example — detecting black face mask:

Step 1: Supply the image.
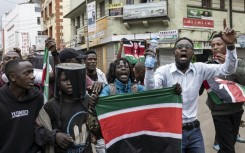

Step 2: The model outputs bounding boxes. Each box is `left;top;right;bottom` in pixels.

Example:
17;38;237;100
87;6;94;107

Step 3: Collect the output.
175;58;191;71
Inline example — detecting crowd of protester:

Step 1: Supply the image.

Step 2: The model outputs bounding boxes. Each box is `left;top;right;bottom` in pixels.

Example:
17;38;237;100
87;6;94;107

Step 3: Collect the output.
0;24;244;153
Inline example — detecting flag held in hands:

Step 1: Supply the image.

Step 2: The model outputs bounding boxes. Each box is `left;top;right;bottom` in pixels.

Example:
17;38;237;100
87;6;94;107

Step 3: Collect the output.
96;87;182;153
42;48;49;103
206;77;245;103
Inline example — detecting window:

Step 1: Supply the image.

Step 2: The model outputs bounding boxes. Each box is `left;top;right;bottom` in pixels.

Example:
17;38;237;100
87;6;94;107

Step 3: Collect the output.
49;2;53;16
45;7;48;19
37;31;42;35
100;1;105;17
109;0;112;4
126;0;134;4
141;0;153;3
49;26;53;37
220;0;225;10
202;0;212;8
75;16;80;29
37;17;41;25
82;13;85;26
35;7;41;12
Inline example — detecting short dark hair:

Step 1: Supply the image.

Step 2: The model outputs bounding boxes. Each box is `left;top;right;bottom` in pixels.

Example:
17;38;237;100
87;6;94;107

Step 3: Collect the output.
209;31;222;41
85;50;96;56
3;51;21;60
174;37;194;48
134;62;145;71
5;59;25;81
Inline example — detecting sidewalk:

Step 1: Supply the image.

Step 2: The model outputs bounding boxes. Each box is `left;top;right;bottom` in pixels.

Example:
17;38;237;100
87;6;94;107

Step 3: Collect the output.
198;92;245;153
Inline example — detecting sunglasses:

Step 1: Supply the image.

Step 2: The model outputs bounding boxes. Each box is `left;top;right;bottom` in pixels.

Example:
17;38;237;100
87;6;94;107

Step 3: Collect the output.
175;44;193;50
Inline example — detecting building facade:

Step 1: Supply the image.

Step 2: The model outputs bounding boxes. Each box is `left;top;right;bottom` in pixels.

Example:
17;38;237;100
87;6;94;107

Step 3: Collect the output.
64;0;245;72
2;3;42;55
40;0;71;49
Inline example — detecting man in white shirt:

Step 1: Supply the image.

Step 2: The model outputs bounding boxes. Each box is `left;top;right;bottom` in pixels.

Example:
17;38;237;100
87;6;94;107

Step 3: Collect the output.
144;27;237;153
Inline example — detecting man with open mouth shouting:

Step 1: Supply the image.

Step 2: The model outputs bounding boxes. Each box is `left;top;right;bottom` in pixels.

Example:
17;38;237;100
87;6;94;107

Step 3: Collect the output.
145;25;237;153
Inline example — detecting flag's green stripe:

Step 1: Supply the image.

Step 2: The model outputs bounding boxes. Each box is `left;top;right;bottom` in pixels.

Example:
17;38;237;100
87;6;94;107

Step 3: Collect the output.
43;48;49;103
208;92;222;104
96;86;182;115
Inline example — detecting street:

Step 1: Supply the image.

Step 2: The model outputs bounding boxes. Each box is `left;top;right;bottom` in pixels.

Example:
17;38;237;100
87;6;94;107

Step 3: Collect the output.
198;92;245;153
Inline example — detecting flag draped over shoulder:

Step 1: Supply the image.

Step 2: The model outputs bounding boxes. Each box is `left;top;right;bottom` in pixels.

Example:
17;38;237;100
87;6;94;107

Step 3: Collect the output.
204;77;245;104
96;87;182;153
42;48;49;103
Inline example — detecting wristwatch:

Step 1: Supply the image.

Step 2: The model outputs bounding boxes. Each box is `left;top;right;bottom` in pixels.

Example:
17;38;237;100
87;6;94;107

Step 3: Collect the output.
227;44;235;50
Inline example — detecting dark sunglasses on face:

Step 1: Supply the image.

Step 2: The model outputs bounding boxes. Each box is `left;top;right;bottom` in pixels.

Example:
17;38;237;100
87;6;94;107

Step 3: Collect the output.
175;44;193;50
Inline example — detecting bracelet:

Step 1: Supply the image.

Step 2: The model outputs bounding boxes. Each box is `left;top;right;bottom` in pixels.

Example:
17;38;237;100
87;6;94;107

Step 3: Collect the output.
51;51;59;57
227;44;235;50
146;67;154;70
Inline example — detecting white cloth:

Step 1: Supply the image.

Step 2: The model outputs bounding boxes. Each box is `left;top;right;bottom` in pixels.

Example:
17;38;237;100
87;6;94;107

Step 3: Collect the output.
96;68;108;86
145;49;238;123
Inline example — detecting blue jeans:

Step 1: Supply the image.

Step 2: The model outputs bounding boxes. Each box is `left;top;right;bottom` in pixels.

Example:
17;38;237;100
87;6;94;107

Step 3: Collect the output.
182;127;205;153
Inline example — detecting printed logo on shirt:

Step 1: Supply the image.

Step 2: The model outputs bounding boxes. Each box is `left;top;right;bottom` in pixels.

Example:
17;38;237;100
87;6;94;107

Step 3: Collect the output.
11;110;29;119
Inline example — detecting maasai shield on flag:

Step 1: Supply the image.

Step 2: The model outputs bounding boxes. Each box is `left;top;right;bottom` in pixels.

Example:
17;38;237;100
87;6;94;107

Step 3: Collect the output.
207;77;245;103
96;87;182;153
42;48;49;103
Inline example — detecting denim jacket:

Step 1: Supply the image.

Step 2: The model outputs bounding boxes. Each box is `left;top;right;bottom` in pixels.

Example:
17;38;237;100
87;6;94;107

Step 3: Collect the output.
100;79;145;97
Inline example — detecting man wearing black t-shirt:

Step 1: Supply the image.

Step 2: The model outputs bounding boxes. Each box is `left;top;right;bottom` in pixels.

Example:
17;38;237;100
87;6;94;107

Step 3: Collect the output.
34;63;94;153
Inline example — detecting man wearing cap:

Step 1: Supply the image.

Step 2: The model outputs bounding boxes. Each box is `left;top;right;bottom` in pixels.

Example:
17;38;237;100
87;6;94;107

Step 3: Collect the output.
58;48;94;88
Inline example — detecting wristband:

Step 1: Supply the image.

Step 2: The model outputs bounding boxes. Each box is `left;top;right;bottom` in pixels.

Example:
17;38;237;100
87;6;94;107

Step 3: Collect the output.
227;44;235;50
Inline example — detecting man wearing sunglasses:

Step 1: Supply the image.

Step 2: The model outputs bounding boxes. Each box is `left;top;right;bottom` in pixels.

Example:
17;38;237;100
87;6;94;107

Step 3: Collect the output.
144;27;237;153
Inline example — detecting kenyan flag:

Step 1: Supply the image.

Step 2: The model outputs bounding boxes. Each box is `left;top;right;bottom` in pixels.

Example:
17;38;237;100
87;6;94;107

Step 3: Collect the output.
207;77;245;103
96;87;182;153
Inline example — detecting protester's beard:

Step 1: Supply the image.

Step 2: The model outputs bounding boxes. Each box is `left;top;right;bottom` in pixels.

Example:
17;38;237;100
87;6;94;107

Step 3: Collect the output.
175;58;191;71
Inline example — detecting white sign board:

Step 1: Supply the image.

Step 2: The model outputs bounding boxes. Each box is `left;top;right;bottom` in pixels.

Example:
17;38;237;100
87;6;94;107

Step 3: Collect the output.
21;32;30;55
87;1;96;33
36;35;48;51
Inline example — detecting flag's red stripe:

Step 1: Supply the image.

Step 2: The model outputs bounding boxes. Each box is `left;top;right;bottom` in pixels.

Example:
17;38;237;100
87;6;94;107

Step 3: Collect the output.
226;83;245;102
203;80;210;90
42;67;47;85
99;107;182;144
216;79;245;102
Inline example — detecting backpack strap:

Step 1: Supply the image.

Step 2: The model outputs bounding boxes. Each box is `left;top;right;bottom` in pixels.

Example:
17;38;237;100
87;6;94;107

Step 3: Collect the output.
109;83;138;95
108;83;116;95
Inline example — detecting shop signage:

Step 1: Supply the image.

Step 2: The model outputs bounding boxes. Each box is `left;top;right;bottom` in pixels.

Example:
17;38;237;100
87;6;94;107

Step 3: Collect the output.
159;30;178;42
187;8;212;19
108;3;123;17
183;18;214;29
193;49;203;55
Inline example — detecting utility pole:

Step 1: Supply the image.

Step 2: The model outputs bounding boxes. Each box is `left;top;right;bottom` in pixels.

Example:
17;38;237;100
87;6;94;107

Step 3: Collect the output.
227;0;233;28
86;0;89;50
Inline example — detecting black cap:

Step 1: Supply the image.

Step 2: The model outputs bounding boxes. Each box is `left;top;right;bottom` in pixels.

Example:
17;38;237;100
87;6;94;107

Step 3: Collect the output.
59;48;87;63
